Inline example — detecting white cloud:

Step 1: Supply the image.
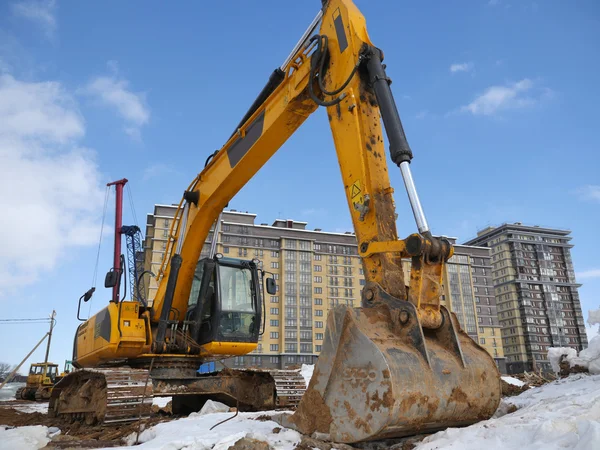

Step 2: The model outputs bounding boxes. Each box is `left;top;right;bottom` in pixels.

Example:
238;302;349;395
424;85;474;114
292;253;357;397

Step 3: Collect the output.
0;74;105;294
460;78;550;116
576;185;600;203
81;63;150;140
488;0;500;5
415;110;428;120
11;0;57;38
450;62;474;73
577;269;600;280
143;163;178;181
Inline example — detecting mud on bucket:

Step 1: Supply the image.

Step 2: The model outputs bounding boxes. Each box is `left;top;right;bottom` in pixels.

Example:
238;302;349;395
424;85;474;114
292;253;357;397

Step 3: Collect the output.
278;293;501;443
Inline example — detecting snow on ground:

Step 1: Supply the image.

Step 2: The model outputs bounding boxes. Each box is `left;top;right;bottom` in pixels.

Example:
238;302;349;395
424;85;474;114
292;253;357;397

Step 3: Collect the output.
300;363;314;387
0;425;50;450
120;410;300;450
415;374;600;450
10;402;48;414
501;376;525;387
0;383;24;402
152;396;172;408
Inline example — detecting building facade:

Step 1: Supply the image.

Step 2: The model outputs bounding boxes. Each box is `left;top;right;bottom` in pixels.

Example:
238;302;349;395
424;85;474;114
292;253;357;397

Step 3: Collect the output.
142;205;505;372
465;223;587;374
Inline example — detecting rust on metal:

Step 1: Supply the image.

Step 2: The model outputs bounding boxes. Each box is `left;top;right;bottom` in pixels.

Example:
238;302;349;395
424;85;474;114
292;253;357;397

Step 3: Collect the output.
278;281;502;443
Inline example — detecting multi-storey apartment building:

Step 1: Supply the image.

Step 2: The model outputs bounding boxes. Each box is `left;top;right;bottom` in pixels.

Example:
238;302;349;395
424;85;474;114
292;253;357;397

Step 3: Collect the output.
143;206;505;372
465;223;587;374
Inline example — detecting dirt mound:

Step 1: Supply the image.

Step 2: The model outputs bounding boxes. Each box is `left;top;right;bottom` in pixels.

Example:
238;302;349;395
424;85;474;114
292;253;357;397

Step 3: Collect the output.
0;406;169;447
501;380;528;397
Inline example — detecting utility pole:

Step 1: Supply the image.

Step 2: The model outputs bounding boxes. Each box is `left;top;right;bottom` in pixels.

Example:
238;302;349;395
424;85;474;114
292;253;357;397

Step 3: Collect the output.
43;310;56;365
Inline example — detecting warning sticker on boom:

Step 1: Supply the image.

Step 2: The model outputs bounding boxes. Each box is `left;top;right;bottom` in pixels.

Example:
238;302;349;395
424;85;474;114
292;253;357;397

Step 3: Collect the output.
350;180;363;203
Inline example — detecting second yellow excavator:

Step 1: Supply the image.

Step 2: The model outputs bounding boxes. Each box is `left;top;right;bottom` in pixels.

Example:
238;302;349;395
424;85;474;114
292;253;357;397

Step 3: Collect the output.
50;0;501;443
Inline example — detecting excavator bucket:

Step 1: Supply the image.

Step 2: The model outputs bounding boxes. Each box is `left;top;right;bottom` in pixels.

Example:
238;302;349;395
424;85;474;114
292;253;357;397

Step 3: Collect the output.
279;286;501;443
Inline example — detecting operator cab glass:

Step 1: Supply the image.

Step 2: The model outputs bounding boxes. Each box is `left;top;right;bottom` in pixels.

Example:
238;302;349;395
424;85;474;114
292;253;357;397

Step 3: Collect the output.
186;256;267;346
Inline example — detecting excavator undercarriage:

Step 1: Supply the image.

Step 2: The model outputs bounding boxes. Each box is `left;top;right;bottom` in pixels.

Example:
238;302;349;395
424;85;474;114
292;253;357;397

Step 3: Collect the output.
49;364;307;424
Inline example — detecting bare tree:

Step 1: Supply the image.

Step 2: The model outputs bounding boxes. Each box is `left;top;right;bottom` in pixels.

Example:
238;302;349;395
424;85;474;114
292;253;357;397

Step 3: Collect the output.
0;362;14;381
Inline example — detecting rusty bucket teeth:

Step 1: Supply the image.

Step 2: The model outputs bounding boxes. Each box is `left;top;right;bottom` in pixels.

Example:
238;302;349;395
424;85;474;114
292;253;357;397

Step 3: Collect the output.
278;302;501;443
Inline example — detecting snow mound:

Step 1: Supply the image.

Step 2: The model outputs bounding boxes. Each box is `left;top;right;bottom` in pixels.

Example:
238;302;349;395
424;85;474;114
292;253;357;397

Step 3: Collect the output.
152;396;171;408
501;376;525;387
548;336;600;375
0;425;50;450
415;374;600;450
548;347;578;373
300;364;314;387
122;411;301;449
191;400;230;417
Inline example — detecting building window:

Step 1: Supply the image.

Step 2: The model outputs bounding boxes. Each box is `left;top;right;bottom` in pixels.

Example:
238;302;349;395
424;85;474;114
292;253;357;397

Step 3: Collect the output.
164;219;170;227
480;338;486;345
315;321;323;328
314;276;322;283
271;251;279;258
270;344;279;352
315;310;323;317
270;332;279;339
286;239;297;249
223;246;230;254
271;262;279;269
315;298;323;305
299;240;311;250
270;296;279;303
315;287;323;294
316;345;322;352
314;254;322;261
314;244;321;251
270;356;278;364
270;308;279;315
300;343;312;353
222;224;230;231
316;333;324;340
314;265;322;272
270;320;279;327
285;343;297;353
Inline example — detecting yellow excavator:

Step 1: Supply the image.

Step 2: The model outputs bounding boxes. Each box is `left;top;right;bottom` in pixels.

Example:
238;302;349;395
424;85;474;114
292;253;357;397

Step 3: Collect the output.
50;0;501;443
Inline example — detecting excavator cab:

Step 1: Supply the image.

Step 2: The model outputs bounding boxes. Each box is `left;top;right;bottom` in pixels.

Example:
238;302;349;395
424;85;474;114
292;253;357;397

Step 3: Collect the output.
186;255;273;351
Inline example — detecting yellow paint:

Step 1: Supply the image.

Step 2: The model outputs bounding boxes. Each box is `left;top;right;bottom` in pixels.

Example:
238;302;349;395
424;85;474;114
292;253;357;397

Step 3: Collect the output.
74;0;454;368
199;342;257;356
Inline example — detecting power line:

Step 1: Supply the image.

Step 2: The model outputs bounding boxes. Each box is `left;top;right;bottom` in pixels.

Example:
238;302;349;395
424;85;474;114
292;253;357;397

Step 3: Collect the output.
0;318;52;324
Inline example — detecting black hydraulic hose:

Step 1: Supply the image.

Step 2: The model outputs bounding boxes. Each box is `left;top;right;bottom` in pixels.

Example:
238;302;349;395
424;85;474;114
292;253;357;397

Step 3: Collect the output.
136;270;154;308
154;254;183;352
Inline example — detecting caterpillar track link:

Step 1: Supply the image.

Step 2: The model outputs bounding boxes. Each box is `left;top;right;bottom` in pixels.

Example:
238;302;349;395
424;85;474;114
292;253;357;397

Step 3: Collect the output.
268;369;308;407
49;368;153;425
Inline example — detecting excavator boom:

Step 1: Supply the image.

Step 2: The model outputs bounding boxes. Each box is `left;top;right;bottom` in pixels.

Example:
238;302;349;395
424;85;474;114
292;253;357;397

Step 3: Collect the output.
57;0;501;442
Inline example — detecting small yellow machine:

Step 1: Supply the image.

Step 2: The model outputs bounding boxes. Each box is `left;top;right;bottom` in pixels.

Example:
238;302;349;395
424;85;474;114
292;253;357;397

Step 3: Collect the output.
16;362;59;401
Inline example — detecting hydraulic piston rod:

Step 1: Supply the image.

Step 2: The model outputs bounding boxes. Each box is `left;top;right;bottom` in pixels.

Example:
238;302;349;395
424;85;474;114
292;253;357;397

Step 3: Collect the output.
365;47;430;234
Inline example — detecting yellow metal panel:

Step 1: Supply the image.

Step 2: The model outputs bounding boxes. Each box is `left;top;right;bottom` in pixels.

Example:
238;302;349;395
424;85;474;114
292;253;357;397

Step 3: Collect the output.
199;341;257;357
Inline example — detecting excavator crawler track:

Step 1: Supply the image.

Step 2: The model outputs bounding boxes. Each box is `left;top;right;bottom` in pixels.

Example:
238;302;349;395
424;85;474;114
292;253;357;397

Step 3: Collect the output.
49;368;153;425
265;369;308;407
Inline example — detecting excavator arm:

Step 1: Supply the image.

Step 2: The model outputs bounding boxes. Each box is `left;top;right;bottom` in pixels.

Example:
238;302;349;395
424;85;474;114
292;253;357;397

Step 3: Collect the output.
66;0;501;442
153;0;449;343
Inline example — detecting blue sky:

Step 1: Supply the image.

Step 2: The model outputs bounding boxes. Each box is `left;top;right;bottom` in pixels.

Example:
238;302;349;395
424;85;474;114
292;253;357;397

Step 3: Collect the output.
0;0;599;366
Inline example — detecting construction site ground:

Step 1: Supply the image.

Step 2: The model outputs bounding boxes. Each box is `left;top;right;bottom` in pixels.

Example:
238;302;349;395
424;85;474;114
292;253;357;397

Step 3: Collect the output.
1;369;599;450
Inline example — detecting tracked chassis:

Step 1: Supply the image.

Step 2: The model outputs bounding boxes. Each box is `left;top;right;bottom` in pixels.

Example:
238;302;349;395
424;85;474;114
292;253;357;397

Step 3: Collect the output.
49;366;307;424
